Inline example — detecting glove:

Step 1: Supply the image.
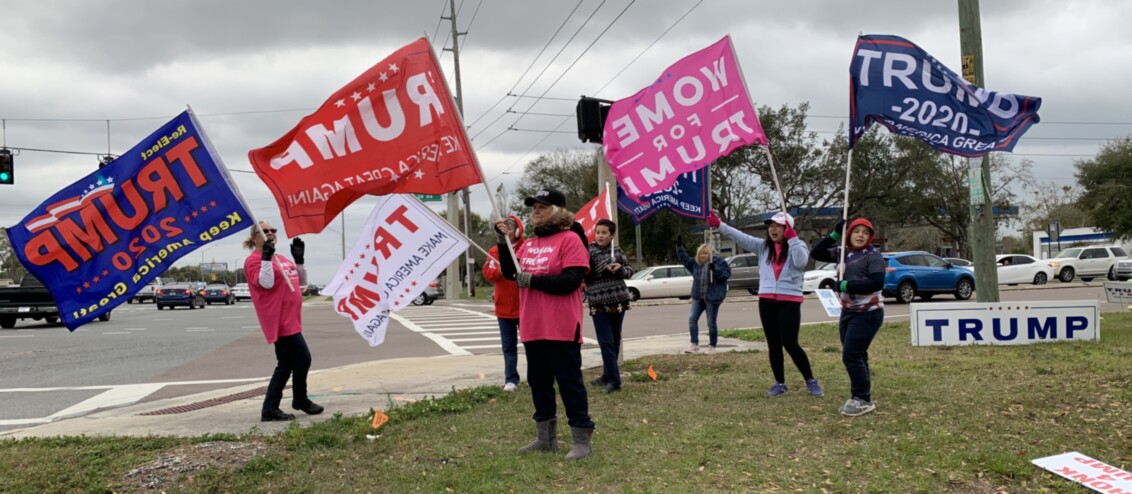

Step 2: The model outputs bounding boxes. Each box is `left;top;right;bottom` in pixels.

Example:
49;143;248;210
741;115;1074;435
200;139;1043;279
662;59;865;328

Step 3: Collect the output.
676;235;684;247
290;238;305;264
494;219;511;244
261;240;276;261
706;211;721;228
833;280;848;293
516;272;533;288
784;224;798;241
830;219;846;240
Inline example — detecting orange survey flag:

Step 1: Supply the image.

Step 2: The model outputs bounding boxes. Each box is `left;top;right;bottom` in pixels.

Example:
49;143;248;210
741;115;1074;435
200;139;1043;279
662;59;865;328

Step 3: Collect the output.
647;364;657;381
372;410;390;430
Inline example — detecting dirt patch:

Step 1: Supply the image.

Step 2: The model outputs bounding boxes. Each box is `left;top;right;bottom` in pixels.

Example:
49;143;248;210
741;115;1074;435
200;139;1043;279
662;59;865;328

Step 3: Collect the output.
116;440;268;492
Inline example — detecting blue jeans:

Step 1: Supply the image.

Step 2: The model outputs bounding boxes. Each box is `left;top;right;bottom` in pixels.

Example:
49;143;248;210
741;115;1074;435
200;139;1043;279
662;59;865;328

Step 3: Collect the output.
688;298;720;347
592;312;625;387
840;309;884;402
263;333;312;412
497;318;520;385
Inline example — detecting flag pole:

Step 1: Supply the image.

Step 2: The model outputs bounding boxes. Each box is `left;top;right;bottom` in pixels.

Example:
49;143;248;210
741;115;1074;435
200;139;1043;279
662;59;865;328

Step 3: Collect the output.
760;147;789;218
425;39;521;273
605;182;614;258
187;105;294;292
838;149;853;279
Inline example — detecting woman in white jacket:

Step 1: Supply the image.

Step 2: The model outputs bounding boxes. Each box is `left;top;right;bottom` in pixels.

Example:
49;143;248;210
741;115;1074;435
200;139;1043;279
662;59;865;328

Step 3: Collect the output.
709;211;824;398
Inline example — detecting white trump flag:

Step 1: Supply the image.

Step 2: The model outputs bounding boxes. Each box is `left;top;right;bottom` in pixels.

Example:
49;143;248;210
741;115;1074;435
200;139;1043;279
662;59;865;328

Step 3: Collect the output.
323;194;468;346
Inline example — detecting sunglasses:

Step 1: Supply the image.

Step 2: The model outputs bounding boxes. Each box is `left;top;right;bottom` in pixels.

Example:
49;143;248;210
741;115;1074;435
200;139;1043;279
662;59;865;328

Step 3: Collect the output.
261;229;277;234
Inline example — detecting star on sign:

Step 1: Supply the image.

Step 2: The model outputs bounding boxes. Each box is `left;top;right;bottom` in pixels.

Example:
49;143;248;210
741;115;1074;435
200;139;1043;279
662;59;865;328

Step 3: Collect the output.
351;91;362;102
335;99;346;108
414;170;425;179
367;82;376;92
390;173;400;181
388;63;399;73
379;72;389;82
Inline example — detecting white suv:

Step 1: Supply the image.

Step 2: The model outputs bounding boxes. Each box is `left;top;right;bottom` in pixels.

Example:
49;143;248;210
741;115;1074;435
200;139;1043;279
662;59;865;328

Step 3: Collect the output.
1047;245;1128;282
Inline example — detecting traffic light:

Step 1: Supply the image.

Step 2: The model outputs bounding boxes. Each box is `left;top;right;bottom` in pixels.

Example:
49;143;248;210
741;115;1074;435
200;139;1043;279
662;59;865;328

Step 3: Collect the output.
576;96;612;144
0;149;13;185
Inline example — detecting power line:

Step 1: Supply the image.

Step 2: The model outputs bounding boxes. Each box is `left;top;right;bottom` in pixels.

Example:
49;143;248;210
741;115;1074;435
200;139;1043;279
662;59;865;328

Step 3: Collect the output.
457;0;484;50
591;0;704;97
466;0;585;136
429;0;448;45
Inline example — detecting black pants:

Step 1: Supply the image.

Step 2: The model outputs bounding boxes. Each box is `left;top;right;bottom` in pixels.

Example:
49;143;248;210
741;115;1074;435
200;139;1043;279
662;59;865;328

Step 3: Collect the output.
523;338;594;429
263;333;312;412
758;299;814;383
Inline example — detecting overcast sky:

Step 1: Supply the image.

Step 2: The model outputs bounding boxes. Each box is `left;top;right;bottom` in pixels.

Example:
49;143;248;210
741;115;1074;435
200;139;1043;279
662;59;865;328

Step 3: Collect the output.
2;0;1128;284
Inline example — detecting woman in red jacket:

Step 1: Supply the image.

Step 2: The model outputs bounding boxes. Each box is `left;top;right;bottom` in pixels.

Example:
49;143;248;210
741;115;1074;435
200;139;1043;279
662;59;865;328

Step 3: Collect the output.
482;215;525;392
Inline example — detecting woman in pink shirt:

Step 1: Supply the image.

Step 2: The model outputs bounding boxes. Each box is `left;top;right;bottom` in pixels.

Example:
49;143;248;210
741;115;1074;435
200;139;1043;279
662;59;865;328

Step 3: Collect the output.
494;188;594;461
244;221;323;422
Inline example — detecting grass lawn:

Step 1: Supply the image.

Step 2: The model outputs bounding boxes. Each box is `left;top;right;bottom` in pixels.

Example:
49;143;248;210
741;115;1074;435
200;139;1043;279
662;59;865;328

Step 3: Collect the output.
2;313;1131;493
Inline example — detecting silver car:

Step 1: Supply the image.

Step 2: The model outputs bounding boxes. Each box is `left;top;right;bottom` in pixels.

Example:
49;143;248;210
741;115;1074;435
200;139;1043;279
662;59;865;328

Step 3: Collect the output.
624;265;693;301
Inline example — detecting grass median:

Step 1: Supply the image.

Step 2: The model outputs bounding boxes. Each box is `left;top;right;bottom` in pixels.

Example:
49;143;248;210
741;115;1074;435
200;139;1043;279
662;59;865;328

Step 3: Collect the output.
3;313;1131;493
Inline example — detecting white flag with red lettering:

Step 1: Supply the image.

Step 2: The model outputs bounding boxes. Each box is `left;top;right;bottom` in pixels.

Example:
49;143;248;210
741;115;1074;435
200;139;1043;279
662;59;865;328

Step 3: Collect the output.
323;195;467;346
575;186;612;244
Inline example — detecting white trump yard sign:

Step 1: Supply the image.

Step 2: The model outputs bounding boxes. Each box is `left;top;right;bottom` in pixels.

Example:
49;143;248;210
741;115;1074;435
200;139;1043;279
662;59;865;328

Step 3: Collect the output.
910;301;1099;346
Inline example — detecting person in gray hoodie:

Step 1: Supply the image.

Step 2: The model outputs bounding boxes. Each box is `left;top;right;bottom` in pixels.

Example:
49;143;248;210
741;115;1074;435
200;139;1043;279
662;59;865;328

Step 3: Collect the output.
709;211;824;398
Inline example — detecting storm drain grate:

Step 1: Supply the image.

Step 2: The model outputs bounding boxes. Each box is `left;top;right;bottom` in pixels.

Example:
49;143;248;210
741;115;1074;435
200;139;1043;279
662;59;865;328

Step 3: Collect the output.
138;385;288;416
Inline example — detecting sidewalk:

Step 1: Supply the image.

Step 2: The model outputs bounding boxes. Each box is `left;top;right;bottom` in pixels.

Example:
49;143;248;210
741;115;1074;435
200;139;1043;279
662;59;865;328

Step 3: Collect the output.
1;333;766;439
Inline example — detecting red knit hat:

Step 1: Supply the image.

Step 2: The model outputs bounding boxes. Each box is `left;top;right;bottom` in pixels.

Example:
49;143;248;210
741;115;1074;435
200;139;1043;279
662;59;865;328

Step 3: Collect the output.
847;218;875;250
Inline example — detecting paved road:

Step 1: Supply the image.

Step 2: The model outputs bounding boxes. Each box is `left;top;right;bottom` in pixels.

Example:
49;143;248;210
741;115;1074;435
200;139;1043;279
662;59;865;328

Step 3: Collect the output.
0;283;1123;431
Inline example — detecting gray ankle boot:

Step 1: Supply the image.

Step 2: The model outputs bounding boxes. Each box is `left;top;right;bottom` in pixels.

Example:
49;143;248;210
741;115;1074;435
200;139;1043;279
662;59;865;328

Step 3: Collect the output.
564;426;594;461
517;418;558;453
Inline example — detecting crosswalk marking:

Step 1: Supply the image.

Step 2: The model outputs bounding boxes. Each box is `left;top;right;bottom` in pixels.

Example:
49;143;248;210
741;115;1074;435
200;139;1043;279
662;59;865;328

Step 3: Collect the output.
393;306;598;355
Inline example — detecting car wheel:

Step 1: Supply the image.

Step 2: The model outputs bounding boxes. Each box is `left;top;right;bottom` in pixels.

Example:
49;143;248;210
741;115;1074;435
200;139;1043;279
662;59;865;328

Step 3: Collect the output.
1058;267;1075;283
1033;272;1048;285
0;316;15;329
157;305;163;310
127;298;134;304
628;288;640;302
45;316;59;324
98;312;111;322
425;297;435;305
1109;266;1117;281
896;281;915;304
819;279;835;290
412;294;427;306
955;278;974;300
747;288;758;295
1081;277;1094;282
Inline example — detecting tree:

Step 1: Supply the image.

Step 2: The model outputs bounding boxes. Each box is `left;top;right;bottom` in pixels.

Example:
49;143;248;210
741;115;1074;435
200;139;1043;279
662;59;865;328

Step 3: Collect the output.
0;229;28;282
512;147;602;215
1075;137;1132;239
1021;183;1089;239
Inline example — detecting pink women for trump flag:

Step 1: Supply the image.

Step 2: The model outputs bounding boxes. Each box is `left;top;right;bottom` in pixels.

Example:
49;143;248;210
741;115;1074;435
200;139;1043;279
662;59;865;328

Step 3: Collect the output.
603;35;766;203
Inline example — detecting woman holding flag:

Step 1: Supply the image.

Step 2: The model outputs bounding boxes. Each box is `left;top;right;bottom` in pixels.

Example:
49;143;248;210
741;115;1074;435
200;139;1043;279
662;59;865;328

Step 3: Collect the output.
494;188;595;461
709;211;824;398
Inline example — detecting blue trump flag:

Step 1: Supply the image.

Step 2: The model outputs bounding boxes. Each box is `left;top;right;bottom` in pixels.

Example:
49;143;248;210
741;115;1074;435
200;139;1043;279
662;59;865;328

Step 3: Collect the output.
849;34;1041;157
5;110;253;330
617;167;709;225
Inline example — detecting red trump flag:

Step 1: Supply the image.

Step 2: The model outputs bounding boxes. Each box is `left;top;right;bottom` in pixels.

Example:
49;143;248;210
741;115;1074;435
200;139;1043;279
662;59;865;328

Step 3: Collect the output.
249;38;481;236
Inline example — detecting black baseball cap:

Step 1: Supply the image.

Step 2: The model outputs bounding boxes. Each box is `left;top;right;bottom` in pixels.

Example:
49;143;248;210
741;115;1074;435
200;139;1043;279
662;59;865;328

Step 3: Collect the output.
524;188;566;207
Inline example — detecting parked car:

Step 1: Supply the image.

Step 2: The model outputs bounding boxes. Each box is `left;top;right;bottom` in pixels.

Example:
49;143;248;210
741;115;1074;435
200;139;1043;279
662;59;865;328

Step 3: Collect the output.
203;283;235;305
302;284;320;296
726;253;760;295
802;261;838;294
882;252;976;304
1115;258;1132;281
156;283;206;310
1046;245;1128;282
231;283;250;302
624;265;693;301
995;254;1055;285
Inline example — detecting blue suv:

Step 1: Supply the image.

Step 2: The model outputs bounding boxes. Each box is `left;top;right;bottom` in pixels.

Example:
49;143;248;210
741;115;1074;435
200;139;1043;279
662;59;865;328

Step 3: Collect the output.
883;252;976;304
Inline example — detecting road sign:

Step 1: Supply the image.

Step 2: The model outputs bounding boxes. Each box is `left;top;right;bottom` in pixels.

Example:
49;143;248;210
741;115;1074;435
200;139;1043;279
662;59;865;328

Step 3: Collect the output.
1048;221;1062;241
414;194;442;202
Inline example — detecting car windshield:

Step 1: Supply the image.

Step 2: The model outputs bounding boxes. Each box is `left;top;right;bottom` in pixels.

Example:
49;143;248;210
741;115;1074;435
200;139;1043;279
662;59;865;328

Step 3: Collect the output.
630;268;658;280
165;284;191;289
1055;248;1081;259
206;284;227;289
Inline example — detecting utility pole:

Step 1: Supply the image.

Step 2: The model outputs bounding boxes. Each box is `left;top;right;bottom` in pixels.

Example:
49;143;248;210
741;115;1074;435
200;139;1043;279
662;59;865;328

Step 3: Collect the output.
443;0;472;299
959;0;1000;302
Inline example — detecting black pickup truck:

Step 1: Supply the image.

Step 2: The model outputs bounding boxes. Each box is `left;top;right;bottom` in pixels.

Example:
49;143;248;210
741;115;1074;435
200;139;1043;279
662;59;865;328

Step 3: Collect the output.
0;273;112;328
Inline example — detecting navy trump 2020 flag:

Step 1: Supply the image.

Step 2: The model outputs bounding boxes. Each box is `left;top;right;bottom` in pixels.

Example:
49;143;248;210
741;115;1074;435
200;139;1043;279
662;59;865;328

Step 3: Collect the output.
5;110;253;330
617;167;709;225
849;34;1041;157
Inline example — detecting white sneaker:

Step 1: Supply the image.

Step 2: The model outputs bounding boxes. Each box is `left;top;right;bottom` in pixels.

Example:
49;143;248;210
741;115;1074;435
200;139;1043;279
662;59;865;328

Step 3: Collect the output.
684;344;700;354
705;346;716;355
503;382;517;392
